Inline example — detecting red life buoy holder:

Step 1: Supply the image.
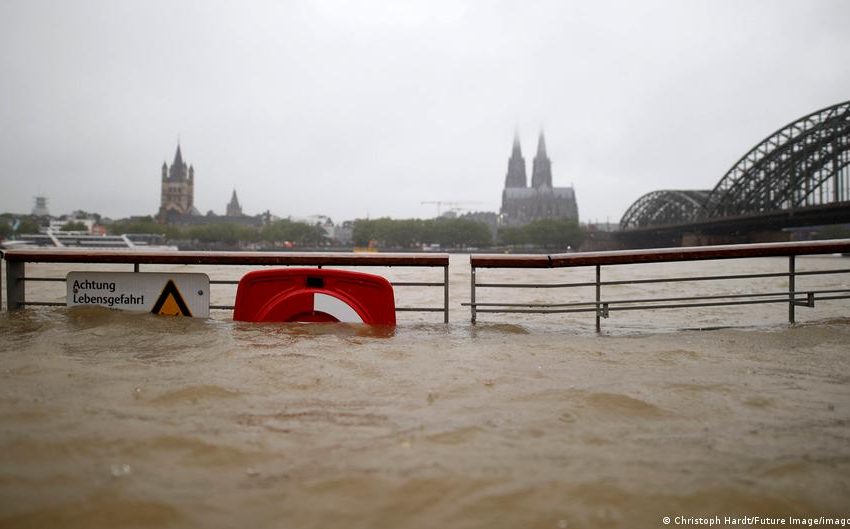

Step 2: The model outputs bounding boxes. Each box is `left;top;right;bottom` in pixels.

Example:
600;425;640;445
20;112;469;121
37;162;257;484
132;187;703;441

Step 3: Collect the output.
233;268;396;325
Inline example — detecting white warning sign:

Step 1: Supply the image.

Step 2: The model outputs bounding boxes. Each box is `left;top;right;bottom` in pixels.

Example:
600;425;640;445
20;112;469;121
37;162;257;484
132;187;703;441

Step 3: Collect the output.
67;272;210;318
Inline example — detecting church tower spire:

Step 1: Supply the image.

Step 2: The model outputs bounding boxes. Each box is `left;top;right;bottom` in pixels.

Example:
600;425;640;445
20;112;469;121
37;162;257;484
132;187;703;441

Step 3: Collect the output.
504;131;527;188
531;130;552;188
174;144;183;165
226;189;243;217
168;144;188;181
159;142;195;223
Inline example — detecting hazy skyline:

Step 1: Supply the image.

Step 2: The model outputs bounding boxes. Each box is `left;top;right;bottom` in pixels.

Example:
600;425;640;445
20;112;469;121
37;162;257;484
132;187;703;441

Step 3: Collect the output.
2;0;849;224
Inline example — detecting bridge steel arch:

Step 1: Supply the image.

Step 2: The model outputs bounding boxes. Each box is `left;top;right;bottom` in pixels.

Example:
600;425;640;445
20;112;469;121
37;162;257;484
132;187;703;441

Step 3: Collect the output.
619;100;850;230
701;100;850;219
620;190;710;230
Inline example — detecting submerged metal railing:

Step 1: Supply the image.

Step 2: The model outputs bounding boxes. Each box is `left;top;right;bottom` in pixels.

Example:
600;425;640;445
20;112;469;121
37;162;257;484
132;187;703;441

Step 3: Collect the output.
0;249;451;323
465;239;850;330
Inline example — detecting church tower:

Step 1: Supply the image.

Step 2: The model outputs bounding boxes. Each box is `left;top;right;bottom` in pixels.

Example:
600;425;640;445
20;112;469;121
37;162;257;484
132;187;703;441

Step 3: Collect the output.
531;131;552;188
504;132;527;188
226;189;243;217
158;144;196;223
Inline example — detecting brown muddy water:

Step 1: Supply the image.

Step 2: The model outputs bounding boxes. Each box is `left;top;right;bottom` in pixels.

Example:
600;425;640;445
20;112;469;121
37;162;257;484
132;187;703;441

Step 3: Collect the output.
1;255;849;528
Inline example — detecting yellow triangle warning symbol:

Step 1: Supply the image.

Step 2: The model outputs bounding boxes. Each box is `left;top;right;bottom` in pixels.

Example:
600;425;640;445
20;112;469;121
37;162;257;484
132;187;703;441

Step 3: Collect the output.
151;280;193;317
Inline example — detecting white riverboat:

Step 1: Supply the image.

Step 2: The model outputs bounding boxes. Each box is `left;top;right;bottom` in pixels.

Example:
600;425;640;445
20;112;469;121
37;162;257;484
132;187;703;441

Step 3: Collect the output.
0;230;178;251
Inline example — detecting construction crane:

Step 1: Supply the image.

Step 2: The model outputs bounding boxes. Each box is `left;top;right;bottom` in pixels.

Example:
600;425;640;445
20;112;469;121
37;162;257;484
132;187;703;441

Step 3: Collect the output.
420;201;484;217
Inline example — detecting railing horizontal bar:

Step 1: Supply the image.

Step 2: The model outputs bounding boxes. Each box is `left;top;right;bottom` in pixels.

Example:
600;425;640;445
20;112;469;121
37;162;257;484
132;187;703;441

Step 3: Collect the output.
2;249;450;267
549;243;850;267
472;239;850;268
471;308;579;314
473;297;818;314
810;294;850;302
794;268;850;276
608;296;850;312
476;269;850;290
476;271;795;289
465;288;850;308
189;280;447;287
476;281;597;288
600;272;790;286
599;268;850;286
20;277;66;282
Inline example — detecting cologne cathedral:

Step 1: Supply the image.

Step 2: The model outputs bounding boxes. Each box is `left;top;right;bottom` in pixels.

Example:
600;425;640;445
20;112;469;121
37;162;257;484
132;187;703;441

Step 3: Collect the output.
500;132;578;225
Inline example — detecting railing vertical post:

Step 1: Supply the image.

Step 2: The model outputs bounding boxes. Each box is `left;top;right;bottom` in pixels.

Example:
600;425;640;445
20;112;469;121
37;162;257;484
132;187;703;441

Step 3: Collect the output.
788;255;796;324
788;255;796;323
134;263;140;272
470;265;477;325
6;260;25;311
443;264;449;324
595;264;602;333
1;254;4;311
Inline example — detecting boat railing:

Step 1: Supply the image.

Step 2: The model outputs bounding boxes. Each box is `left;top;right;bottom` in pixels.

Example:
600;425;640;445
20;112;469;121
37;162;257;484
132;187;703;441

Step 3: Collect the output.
465;239;850;330
0;249;451;322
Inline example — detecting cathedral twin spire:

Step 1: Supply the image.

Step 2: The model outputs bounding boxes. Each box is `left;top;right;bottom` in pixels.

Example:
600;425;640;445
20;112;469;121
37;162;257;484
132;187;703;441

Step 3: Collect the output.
504;131;552;189
505;131;527;188
531;131;552;188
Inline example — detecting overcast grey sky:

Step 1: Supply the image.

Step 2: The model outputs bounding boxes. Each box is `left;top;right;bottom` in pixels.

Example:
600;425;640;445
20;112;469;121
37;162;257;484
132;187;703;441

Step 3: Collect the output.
1;0;849;224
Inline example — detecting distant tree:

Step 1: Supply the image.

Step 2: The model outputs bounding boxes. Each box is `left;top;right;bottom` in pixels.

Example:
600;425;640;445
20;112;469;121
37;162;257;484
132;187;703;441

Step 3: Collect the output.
61;221;88;232
0;215;41;236
73;210;101;223
187;223;259;245
352;219;378;246
375;218;422;248
16;217;42;234
498;218;584;249
498;226;525;246
352;217;492;248
107;217;172;237
261;219;326;245
424;218;492;248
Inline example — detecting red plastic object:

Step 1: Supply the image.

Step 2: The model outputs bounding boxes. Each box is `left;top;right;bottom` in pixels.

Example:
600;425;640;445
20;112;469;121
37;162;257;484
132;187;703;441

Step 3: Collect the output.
233;268;396;325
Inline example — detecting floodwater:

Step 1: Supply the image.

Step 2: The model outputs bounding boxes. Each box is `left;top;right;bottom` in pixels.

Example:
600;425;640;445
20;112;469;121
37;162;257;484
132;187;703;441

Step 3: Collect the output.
1;254;849;528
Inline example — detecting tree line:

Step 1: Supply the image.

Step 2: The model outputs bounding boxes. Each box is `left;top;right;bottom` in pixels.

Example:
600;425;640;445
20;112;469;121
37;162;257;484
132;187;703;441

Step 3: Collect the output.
497;218;584;249
352;217;493;248
3;213;586;249
352;217;583;249
107;217;327;245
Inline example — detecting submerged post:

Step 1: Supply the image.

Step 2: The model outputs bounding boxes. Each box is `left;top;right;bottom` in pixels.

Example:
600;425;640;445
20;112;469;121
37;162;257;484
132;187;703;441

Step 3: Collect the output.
470;265;477;324
444;264;450;324
595;264;602;333
789;255;796;324
6;260;25;311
